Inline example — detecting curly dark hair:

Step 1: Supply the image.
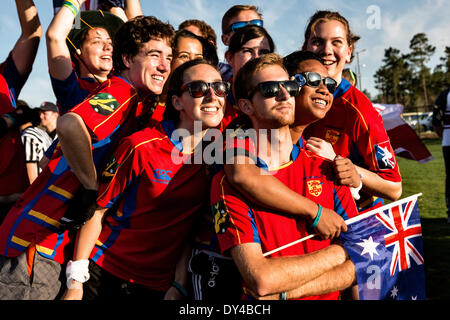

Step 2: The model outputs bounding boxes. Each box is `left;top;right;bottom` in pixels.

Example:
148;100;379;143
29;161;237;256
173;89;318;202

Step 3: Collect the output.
113;16;175;74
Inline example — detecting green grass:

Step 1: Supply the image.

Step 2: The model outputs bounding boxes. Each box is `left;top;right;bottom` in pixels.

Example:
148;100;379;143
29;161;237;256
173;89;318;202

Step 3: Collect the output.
396;138;446;219
395;139;449;300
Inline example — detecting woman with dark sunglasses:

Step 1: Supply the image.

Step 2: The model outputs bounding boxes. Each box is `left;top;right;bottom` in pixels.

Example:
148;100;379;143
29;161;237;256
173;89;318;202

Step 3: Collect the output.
302;10;402;213
61;59;226;300
221;25;275;128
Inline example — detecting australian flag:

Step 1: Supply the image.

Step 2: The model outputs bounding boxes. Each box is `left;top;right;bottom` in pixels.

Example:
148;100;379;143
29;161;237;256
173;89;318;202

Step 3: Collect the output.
340;194;426;300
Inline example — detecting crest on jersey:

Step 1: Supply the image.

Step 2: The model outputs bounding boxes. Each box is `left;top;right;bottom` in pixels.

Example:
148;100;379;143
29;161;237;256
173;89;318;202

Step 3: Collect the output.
101;155;119;183
307;179;323;197
212;201;230;234
89;93;119;116
325;129;342;145
374;141;396;170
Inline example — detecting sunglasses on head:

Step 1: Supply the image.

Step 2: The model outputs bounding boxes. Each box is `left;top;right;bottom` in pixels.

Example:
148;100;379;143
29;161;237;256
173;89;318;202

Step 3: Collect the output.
248;80;300;99
180;80;230;98
225;19;263;34
294;72;338;94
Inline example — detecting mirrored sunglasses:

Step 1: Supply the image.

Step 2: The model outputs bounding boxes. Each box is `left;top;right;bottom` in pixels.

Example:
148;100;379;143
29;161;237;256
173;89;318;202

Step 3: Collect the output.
225;19;263;34
294;72;338;94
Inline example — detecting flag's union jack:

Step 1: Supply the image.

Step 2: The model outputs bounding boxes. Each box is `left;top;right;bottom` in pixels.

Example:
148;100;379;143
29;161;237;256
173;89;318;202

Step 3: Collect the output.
341;194;426;300
375;197;424;275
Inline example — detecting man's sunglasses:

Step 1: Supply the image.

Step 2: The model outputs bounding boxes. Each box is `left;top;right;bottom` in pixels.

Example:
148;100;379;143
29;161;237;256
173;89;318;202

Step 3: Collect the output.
179;81;231;98
248;80;300;99
294;72;338;94
225;19;263;34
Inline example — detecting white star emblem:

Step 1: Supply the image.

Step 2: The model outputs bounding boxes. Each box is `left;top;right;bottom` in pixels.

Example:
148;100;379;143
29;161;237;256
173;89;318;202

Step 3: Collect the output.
357;236;380;260
391;286;399;298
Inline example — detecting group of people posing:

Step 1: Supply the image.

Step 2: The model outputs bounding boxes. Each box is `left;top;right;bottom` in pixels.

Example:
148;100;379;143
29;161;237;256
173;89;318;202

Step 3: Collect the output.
0;0;402;300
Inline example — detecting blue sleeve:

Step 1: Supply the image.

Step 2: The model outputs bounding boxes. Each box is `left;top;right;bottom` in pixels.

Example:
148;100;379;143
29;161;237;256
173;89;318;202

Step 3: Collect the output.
3;54;29;107
50;69;90;113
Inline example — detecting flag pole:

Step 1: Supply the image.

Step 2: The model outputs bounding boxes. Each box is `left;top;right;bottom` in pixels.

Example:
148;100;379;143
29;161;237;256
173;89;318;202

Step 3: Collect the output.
262;193;422;257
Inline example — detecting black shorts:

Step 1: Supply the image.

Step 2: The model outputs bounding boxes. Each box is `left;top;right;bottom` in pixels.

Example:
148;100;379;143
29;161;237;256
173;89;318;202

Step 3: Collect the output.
188;249;243;301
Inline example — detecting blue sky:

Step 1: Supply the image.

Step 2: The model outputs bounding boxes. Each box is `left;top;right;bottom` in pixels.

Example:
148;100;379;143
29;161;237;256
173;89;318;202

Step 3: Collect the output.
0;0;448;107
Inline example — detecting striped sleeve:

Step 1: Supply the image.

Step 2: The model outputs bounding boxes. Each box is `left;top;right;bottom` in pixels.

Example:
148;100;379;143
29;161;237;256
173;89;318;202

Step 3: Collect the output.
21;127;52;162
212;172;260;255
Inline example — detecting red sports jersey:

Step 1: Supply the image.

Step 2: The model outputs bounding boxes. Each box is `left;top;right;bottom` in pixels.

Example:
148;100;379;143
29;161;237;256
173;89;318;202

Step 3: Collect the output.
0;55;29;196
221;94;244;129
150;102;166;122
0;76;141;264
212;144;358;300
304;79;402;212
90;120;210;290
50;68;104;114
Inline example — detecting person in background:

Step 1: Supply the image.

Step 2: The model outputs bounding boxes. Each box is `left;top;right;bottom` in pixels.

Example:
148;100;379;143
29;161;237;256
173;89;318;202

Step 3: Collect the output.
0;0;42;224
432;87;450;223
153;29;216;122
221;25;274;127
219;5;263;82
21;102;59;184
342;68;357;87
20;101;59;184
178;19;218;48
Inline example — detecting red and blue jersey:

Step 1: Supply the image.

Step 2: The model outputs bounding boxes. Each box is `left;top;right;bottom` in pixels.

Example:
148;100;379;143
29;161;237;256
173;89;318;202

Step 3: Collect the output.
212;144;359;300
90;120;211;290
50;68;104;115
304;79;402;212
0;54;30;196
0;76;141;264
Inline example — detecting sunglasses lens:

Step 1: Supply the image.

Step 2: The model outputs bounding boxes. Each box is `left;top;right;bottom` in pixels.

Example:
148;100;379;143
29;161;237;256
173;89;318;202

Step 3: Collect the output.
231;19;263;32
250;19;263;27
282;81;300;96
259;82;280;98
188;82;207;98
212;82;229;97
231;21;247;32
324;78;337;94
306;72;322;87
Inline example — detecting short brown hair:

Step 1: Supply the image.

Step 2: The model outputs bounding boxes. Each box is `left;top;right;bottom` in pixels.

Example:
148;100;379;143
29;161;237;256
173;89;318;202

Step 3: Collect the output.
178;19;217;48
302;10;360;62
113;16;175;74
234;53;286;101
221;5;262;34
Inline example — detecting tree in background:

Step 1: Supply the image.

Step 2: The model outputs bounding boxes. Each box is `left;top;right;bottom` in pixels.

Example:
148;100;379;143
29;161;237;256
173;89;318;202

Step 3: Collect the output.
407;33;436;107
374;33;448;111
